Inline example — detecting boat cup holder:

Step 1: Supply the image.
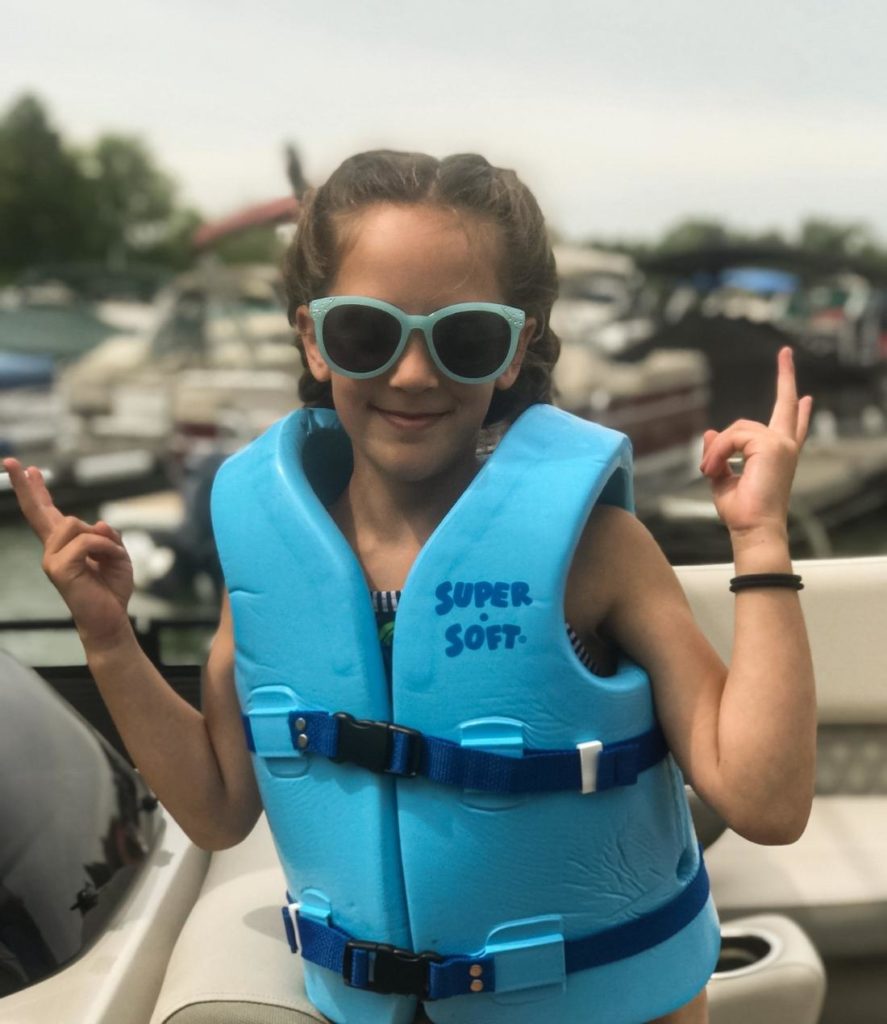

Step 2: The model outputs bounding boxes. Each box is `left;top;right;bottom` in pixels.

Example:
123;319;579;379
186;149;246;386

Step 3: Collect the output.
707;915;825;1024
713;929;781;978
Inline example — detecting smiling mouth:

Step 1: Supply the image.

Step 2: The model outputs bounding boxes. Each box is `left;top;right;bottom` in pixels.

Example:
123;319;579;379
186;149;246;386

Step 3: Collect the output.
373;407;449;428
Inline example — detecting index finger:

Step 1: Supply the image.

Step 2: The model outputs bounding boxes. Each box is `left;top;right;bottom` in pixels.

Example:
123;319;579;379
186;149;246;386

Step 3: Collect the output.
1;458;64;542
768;346;800;435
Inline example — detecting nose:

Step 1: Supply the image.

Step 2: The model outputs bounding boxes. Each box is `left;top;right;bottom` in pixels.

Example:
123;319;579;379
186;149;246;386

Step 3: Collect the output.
387;330;440;390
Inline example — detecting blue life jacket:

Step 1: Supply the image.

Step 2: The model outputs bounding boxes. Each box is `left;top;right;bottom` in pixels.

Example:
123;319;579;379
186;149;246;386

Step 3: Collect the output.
211;405;721;1024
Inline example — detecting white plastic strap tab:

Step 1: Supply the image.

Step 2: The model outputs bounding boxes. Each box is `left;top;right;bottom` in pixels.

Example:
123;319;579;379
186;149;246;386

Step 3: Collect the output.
286;901;302;946
577;740;603;794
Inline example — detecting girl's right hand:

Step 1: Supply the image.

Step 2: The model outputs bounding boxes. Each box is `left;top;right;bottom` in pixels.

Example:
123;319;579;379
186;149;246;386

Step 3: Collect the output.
2;458;134;650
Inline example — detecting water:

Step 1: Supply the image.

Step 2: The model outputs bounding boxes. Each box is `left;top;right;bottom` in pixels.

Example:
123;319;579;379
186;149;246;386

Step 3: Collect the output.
0;520;84;665
0;511;217;667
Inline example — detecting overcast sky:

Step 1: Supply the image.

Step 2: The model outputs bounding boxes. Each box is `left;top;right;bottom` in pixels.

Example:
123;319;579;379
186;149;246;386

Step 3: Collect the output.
5;0;886;242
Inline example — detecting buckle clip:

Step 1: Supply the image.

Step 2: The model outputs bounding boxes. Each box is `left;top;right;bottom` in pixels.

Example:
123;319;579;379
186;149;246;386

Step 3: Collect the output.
342;940;442;997
331;713;422;776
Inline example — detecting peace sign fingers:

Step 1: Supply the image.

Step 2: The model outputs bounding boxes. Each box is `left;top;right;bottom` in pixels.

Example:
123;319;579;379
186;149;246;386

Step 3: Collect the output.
1;458;64;543
768;347;813;447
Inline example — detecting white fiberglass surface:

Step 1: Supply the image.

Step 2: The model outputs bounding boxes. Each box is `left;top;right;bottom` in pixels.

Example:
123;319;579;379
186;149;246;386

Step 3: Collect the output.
1;812;209;1024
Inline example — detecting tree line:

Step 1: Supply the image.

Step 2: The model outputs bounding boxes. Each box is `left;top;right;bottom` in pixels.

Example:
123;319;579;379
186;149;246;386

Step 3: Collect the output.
595;217;887;279
3;92;887;286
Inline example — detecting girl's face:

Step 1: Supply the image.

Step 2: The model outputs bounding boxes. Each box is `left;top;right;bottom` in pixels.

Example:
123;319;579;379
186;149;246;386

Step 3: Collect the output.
297;203;536;489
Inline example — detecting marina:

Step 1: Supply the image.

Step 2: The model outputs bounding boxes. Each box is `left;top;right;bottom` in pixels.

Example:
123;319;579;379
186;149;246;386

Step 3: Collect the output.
2;234;887;1024
4;7;887;1019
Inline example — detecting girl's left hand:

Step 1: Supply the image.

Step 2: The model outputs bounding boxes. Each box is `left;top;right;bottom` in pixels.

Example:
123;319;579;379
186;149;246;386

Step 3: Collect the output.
699;346;813;537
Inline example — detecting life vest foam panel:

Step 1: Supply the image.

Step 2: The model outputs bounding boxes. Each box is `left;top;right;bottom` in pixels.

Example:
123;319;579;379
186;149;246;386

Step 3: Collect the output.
212;406;720;1024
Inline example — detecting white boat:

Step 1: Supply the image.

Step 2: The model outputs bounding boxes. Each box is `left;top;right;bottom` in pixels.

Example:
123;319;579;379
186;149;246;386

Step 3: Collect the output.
57;262;300;467
1;554;884;1023
550;246;710;494
550;245;658;358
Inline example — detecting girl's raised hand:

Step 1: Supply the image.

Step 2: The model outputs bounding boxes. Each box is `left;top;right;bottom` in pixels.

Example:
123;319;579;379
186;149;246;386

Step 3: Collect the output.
699;347;813;538
2;457;134;648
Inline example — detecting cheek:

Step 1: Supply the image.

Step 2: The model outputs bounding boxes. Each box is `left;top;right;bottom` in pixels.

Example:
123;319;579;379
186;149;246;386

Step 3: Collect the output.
328;376;370;417
462;383;497;423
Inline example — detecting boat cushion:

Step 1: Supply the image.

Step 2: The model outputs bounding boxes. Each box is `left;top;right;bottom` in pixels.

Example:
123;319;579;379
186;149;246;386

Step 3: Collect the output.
149;815;327;1024
677;558;887;960
676;557;887;723
706;796;887;958
164;1005;323;1024
815;725;887;794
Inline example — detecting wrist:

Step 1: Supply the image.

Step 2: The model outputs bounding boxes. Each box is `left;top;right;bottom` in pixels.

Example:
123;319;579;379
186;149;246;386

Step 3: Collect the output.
83;620;140;669
729;523;792;574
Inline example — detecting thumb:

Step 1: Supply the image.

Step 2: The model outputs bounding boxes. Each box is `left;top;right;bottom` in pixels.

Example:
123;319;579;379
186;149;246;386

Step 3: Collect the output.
700;429;718;465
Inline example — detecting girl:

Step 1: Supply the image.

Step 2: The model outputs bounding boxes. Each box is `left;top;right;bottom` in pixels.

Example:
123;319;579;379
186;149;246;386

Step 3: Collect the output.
3;150;815;1024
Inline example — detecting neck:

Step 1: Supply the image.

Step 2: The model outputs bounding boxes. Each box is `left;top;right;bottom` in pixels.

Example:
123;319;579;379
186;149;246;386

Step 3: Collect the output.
329;451;481;588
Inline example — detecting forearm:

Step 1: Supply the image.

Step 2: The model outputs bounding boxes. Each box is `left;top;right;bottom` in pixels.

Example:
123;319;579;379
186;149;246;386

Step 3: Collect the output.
715;526;816;842
86;628;255;849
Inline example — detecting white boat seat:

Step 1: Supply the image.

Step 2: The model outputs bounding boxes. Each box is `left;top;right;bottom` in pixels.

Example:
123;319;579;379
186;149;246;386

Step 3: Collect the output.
707;913;825;1024
816;724;887;795
151;815;826;1024
149;815;325;1024
705;796;887;957
676;557;887;960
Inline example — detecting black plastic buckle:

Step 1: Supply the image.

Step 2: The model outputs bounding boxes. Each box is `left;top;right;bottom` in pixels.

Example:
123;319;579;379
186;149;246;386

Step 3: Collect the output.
331;712;422;777
342;940;443;997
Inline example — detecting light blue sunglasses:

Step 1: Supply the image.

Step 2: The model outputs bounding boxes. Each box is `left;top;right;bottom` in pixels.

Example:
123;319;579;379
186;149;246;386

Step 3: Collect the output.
308;296;526;384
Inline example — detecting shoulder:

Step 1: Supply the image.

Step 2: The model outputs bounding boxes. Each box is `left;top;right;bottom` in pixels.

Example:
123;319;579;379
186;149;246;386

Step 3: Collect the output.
565;504;679;638
568;503;662;588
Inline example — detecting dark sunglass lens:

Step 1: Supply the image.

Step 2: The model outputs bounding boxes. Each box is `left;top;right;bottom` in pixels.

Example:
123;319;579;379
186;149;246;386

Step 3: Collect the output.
322;304;401;373
433;311;511;378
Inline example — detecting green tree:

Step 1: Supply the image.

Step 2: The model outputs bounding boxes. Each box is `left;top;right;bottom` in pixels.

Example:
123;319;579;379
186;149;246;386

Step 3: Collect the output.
80;133;178;266
797;217;876;260
213;225;288;265
134;205;204;270
0;94;92;275
658;217;732;253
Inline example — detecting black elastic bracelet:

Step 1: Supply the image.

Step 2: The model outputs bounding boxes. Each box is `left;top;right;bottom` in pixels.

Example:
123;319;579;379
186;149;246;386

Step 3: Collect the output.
729;573;804;593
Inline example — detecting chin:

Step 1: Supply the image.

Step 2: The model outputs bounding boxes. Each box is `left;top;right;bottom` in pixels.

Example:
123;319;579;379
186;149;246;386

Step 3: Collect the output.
371;445;468;486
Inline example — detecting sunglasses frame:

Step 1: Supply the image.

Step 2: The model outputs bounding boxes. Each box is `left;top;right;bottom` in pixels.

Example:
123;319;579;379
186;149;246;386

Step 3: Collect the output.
308;296;526;384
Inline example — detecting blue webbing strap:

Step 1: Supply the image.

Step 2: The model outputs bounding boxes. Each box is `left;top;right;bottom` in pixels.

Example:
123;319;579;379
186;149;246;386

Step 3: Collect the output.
251;709;668;794
284;852;710;1000
563;851;710;973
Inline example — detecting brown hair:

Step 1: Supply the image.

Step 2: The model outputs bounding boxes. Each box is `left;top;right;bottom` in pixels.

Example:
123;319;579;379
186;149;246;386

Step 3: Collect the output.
284;150;560;425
